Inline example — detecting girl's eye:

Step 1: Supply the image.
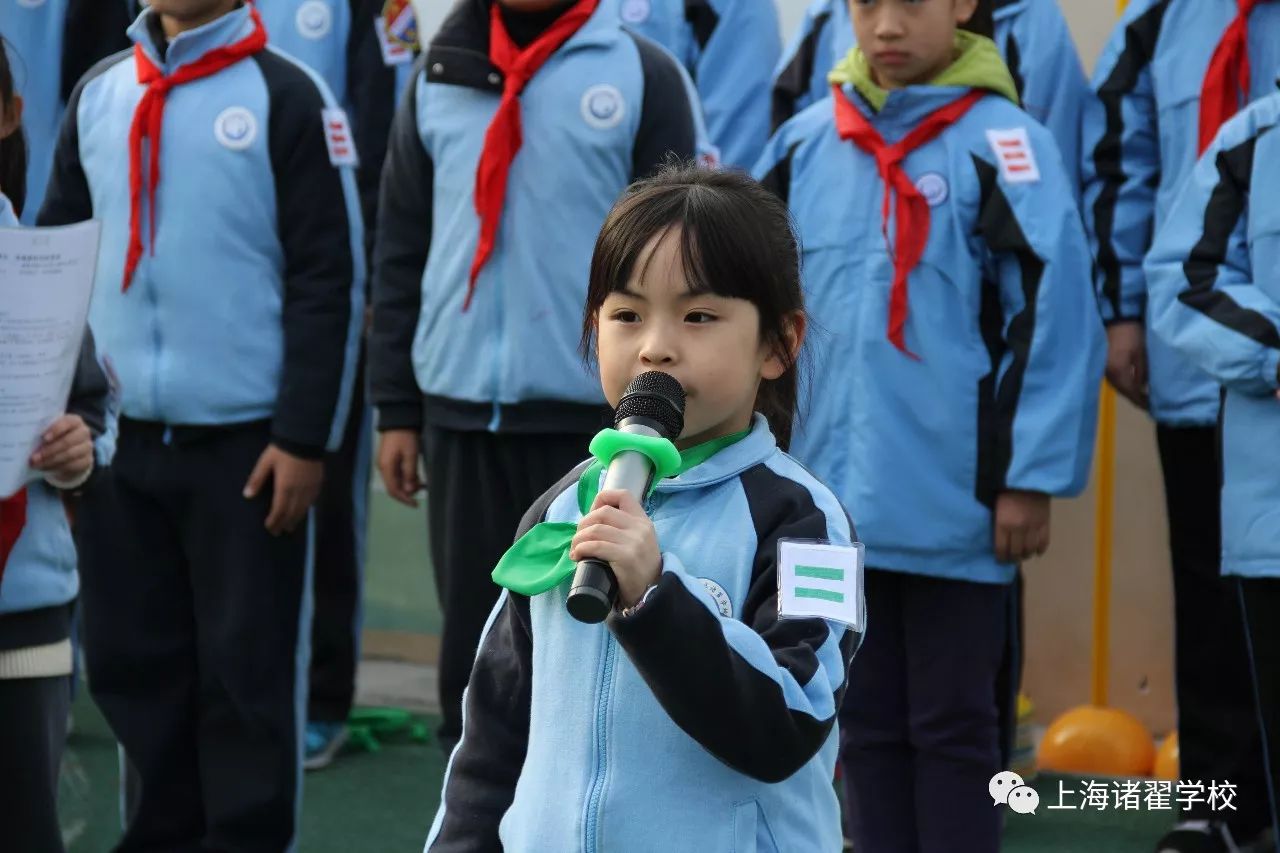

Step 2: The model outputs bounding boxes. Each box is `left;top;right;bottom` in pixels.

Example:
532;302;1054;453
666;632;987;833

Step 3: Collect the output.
685;311;716;324
611;309;641;323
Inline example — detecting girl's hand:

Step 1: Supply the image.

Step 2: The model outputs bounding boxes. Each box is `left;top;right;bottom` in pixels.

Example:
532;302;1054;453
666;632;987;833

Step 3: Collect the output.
30;415;94;486
570;489;661;610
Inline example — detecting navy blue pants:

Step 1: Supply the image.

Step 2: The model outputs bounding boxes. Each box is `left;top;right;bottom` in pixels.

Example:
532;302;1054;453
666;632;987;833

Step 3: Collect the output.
308;346;370;725
78;420;310;853
840;568;1014;853
1158;425;1271;840
1238;578;1280;848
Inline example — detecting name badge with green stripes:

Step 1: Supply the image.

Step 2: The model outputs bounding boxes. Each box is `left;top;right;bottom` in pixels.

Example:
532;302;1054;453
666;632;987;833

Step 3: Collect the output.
777;540;864;629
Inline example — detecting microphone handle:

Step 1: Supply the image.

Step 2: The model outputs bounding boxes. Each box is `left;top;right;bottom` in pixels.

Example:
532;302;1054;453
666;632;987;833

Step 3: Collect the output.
566;445;657;623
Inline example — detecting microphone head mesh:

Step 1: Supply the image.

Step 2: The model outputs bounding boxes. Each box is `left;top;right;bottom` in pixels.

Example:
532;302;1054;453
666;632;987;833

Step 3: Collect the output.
614;371;686;439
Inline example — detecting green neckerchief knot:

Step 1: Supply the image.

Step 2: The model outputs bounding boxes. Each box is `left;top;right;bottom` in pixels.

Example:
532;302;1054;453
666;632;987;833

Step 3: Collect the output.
491;426;750;597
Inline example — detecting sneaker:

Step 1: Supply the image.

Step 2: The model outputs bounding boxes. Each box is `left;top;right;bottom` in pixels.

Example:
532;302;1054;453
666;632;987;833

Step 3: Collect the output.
1156;821;1240;853
303;721;349;771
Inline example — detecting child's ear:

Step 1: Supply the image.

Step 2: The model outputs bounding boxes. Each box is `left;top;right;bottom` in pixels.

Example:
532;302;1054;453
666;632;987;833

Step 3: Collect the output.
761;311;807;381
0;94;23;142
954;0;980;27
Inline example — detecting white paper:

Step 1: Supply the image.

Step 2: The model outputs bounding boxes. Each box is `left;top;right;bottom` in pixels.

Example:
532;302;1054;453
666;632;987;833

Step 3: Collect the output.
777;540;864;629
0;220;102;498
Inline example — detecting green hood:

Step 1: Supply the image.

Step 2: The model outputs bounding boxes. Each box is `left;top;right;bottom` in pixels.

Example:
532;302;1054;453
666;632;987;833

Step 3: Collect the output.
827;30;1020;112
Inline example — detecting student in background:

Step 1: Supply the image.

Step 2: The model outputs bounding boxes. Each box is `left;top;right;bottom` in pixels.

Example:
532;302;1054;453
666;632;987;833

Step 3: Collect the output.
1082;4;1280;849
38;0;364;848
1;0;132;224
369;0;700;757
604;0;780;168
757;0;1102;848
772;0;1088;191
1146;88;1280;853
241;0;418;772
117;0;417;772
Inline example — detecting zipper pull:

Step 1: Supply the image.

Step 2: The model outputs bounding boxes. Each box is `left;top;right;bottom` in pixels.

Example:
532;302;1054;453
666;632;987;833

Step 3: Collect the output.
162;426;174;446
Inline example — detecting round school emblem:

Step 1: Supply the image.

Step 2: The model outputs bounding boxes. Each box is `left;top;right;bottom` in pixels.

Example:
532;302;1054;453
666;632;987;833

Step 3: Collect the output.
620;0;651;24
699;579;733;618
916;172;949;207
296;0;333;39
214;107;258;151
580;84;626;130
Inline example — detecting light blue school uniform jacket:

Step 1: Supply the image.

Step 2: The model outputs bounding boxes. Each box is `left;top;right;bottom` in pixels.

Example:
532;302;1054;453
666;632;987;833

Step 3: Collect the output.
603;0;779;168
248;0;415;258
426;415;861;853
37;5;365;458
1082;0;1280;426
368;0;700;436
1146;90;1280;578
757;81;1103;584
771;0;1088;192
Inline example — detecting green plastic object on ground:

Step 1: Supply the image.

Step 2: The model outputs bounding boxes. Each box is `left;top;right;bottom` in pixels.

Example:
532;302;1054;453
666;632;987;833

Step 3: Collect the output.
346;707;431;754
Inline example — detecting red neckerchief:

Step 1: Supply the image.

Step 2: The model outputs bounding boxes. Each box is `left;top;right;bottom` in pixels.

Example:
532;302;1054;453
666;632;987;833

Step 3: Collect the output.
0;488;27;582
832;85;985;357
122;7;269;291
1200;0;1262;155
466;0;599;310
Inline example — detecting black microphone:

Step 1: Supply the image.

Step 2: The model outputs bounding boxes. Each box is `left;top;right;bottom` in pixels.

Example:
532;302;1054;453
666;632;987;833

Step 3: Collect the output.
566;371;686;624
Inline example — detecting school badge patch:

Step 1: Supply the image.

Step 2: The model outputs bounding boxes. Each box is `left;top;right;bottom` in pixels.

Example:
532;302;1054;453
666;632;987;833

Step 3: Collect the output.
322;108;359;167
699;578;733;618
296;0;333;40
214;107;258;151
580;84;626;130
381;0;420;51
986;127;1041;184
621;0;651;24
915;172;949;207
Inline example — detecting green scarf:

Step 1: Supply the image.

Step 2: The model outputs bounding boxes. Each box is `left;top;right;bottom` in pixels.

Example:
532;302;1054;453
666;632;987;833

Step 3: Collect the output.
827;30;1020;112
491;427;751;597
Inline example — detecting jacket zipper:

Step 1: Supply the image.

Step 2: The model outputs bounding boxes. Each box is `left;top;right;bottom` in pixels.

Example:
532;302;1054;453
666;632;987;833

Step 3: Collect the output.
145;238;163;418
583;632;616;853
486;233;504;433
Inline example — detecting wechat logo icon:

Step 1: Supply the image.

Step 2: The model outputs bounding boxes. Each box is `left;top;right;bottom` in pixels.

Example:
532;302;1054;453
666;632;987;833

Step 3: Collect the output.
990;771;1039;815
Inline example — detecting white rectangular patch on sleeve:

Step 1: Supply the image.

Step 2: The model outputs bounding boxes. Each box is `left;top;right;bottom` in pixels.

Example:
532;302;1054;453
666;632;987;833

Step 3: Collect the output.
777;540;864;630
374;15;413;66
986;127;1040;184
322;108;359;167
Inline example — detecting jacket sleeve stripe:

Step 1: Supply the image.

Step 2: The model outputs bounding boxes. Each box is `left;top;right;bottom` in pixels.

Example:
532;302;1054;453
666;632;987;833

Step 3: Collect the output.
370;63;432;431
770;9;830;132
1179;133;1280;349
254;49;365;455
1088;0;1170;319
972;155;1045;493
757;140;802;205
627;31;698;180
683;0;720;52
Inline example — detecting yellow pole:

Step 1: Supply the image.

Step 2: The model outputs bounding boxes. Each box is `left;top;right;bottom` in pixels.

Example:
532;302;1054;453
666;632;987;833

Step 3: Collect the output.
1090;0;1129;709
1092;385;1116;706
